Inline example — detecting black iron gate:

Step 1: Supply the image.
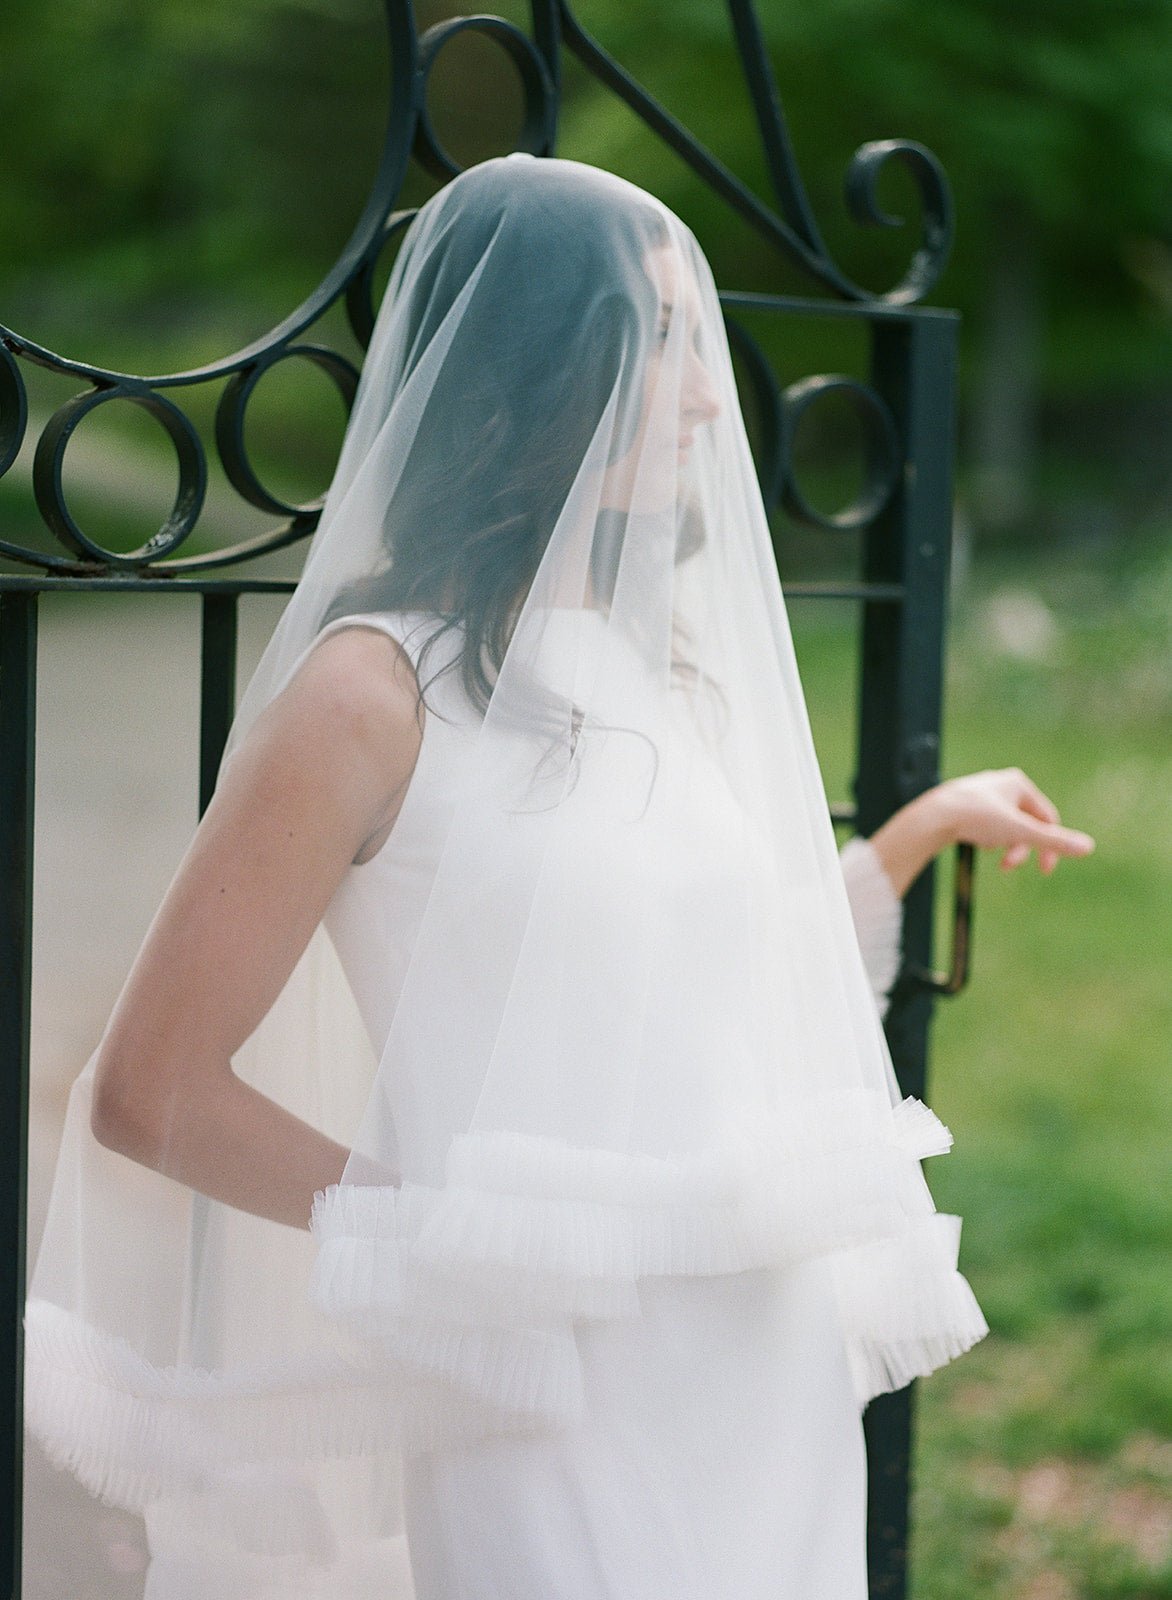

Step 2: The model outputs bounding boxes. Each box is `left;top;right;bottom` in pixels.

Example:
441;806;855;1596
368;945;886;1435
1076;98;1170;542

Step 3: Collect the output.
0;3;974;1594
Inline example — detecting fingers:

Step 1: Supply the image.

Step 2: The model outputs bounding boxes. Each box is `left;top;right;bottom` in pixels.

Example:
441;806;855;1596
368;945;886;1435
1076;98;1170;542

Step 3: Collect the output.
1015;774;1060;827
1013;773;1060;873
997;770;1093;876
1043;823;1095;856
1001;841;1031;871
1001;824;1095;874
1008;771;1063;861
954;768;1095;877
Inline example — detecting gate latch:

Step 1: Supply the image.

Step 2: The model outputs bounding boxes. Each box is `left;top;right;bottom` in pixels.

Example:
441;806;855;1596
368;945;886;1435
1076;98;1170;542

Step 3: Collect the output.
905;841;976;996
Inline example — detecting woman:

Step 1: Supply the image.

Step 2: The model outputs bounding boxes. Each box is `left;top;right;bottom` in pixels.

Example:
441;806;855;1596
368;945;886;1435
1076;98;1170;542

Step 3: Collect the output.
26;155;1094;1598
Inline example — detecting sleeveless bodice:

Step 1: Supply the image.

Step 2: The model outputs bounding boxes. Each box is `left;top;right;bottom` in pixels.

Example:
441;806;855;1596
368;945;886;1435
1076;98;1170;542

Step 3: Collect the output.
320;610;480;1054
319;606;797;1167
317;606;902;1189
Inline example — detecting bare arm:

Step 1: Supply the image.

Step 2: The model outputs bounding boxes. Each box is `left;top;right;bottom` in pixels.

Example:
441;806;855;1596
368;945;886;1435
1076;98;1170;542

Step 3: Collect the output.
90;624;423;1231
867;767;1095;899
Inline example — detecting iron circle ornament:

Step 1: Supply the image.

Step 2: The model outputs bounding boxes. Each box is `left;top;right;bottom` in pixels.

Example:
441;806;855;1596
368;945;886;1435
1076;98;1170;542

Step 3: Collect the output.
32;385;207;569
780;374;901;532
346;211;419;351
215;343;360;519
414;15;557;181
0;342;28;480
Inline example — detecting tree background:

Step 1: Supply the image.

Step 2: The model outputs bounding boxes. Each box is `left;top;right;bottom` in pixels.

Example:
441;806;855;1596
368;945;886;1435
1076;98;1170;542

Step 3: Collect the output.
3;0;1172;558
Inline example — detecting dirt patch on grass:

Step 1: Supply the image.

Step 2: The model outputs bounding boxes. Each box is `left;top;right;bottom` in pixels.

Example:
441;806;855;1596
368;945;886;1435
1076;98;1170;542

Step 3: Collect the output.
978;1435;1172;1592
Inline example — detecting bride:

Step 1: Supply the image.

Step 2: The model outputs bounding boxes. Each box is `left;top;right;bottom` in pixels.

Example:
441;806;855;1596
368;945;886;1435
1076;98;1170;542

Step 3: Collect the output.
26;154;1094;1599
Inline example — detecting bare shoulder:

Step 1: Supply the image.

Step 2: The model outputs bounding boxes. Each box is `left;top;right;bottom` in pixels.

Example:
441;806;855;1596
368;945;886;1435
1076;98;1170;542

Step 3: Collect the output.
292;622;425;744
239;621;426;855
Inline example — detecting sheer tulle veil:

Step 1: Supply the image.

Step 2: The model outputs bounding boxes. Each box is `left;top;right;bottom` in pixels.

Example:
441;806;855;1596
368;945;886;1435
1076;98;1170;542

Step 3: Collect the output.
25;154;986;1586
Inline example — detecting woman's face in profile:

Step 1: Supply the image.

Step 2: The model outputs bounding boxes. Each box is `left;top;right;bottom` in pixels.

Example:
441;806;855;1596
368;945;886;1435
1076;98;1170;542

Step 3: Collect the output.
600;241;721;514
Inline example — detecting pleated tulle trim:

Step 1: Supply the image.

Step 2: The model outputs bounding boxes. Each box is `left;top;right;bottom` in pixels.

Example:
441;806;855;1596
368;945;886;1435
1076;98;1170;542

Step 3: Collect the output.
23;1296;576;1514
828;1212;990;1404
310;1091;984;1407
310;1092;954;1325
24;1299;383;1511
25;1093;986;1513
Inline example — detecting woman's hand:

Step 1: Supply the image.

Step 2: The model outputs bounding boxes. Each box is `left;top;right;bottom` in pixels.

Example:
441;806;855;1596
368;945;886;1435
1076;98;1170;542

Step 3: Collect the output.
867;767;1094;899
929;767;1094;876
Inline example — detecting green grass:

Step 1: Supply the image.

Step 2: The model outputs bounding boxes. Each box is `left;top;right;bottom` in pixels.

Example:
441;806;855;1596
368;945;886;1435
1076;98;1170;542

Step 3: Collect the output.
795;537;1172;1599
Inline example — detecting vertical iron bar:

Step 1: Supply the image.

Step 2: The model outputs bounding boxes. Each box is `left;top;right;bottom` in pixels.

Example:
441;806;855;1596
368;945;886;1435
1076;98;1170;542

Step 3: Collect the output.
725;0;822;253
855;310;958;1599
199;594;239;818
0;591;37;1600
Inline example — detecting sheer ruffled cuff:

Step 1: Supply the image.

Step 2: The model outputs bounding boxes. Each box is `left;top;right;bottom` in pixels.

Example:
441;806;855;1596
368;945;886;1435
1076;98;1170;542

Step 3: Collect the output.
839;834;903;1017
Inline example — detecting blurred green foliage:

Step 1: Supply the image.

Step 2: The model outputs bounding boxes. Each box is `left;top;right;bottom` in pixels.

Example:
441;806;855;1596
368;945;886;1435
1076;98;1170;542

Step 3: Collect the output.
800;540;1172;1599
0;0;392;367
3;0;1172;555
3;0;1171;370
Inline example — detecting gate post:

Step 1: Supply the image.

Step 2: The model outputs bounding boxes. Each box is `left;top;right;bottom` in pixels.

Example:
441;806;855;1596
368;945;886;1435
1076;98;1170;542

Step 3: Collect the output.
855;310;959;1597
0;591;37;1600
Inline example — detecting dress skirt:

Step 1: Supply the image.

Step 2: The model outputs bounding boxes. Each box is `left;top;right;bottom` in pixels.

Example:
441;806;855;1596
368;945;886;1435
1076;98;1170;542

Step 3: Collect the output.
401;1256;869;1600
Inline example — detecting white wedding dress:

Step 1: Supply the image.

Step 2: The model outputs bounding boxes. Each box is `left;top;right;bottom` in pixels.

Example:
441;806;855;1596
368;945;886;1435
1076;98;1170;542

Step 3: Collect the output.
316;609;904;1600
27;156;988;1600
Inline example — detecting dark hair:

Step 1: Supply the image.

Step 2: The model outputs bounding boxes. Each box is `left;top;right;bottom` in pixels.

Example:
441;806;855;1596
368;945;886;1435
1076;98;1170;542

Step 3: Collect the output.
323;158;669;725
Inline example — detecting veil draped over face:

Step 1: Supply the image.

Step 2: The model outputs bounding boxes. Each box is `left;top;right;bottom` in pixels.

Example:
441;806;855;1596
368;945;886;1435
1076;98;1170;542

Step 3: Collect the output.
25;155;986;1589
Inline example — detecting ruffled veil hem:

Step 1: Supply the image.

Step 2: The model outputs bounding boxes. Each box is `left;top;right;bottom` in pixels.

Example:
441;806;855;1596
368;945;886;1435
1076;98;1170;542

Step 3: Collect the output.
26;914;986;1528
24;1217;986;1521
26;911;986;1519
25;1202;986;1517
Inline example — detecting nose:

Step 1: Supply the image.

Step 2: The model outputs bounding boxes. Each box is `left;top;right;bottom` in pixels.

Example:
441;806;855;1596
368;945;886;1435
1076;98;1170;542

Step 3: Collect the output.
683;348;721;424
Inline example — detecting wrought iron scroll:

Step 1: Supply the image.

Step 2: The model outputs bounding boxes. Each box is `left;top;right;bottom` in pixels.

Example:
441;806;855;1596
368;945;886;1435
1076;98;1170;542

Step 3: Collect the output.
0;0;954;580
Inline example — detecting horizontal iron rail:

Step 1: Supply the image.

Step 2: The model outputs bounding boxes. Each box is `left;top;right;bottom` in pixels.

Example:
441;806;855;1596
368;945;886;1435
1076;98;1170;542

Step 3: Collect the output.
0;575;907;602
718;293;959;328
0;576;297;594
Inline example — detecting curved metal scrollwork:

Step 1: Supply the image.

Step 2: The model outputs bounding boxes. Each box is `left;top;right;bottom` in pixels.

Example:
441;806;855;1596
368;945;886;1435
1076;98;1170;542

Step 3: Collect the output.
345;212;419;350
561;0;954;307
0;346;27;484
842;140;953;305
33;387;206;570
215;345;360;520
779;375;902;532
726;322;902;529
414;15;558;180
0;0;951;576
